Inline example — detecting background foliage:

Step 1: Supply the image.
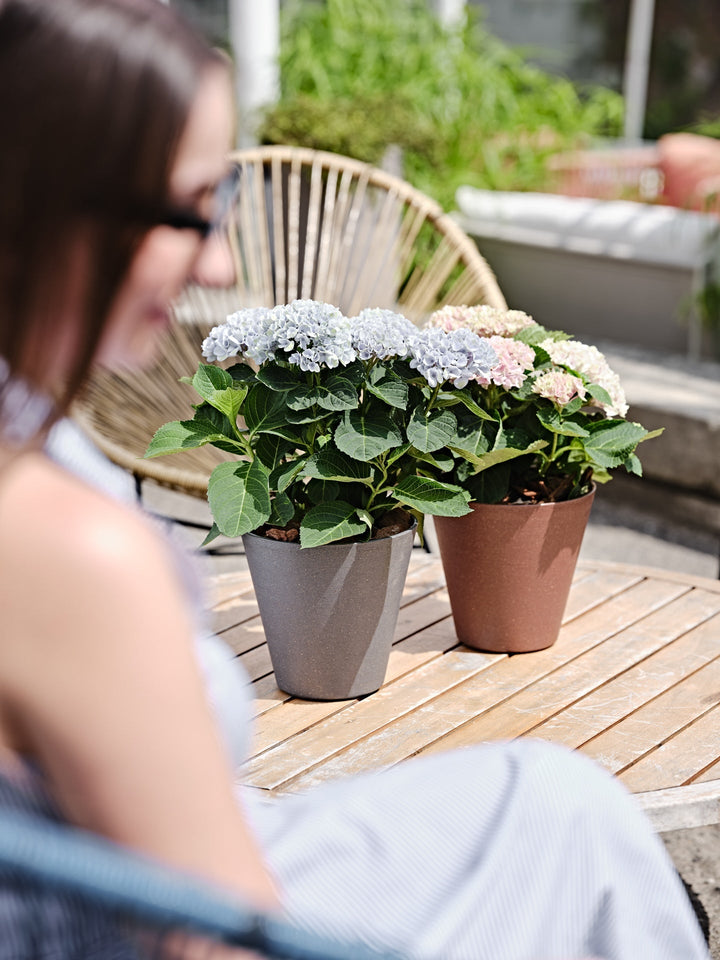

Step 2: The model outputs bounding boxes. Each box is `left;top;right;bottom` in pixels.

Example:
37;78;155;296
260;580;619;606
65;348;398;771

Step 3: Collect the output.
260;0;623;208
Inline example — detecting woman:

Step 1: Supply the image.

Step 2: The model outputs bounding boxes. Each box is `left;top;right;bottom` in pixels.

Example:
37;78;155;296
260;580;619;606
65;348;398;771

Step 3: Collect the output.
0;1;710;958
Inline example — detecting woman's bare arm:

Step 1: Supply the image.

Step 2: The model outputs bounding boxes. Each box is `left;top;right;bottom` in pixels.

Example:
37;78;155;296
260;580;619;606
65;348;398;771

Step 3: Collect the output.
0;454;279;910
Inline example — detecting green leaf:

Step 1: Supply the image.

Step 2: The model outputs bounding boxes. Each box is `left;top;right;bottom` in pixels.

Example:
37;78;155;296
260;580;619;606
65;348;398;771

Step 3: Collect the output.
192;364;232;398
254;434;297;471
216;385;249;423
304;448;374;482
563;396;585;415
465;462;512;504
516;323;566;347
189;365;248;423
338;360;366;385
190;404;250;455
536;407;590;437
585;383;613;407
269;491;295;526
270;456;308;493
284;406;324;425
452;419;488;459
623;453;642;476
452;392;496;421
316;376;359;411
385;441;413;465
145;419;232;458
450;439;547;472
299;501;368;548
408;447;456;472
243;384;292;436
393;475;472;516
286;376;358;412
355;508;374;530
207;459;271;538
367;371;408;409
334;410;403;461
225;363;256;384
584;420;650;468
406;406;457;453
255;363;304;392
201;522;222;547
306;478;340;504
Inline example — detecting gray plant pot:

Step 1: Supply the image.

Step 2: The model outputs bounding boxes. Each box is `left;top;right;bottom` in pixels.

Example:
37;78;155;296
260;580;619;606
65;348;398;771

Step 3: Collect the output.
242;524;416;700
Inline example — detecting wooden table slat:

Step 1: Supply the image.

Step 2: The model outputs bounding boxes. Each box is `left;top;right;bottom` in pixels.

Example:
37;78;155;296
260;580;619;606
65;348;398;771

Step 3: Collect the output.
523;597;720;749
579;643;720;778
618;702;720;791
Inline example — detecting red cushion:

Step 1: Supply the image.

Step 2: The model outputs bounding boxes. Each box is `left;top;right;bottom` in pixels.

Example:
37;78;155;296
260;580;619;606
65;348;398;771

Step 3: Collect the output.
658;132;720;210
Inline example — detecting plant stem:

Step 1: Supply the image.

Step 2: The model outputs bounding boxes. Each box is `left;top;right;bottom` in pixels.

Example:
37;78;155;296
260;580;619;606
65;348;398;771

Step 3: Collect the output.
426;384;441;413
364;455;389;513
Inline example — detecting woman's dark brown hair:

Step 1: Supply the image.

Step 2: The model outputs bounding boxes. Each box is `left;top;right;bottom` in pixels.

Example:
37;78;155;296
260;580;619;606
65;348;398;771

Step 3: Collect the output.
0;0;222;427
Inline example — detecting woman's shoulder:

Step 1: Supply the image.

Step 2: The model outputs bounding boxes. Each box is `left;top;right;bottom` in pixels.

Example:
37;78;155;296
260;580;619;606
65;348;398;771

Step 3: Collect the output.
0;452;171;599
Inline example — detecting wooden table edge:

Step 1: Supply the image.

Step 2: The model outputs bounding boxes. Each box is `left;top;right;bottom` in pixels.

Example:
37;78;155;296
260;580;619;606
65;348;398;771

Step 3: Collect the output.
634;779;720;832
576;558;720;593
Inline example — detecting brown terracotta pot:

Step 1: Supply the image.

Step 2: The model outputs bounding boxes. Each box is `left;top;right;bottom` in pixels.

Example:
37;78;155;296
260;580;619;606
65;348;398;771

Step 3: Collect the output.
433;488;595;653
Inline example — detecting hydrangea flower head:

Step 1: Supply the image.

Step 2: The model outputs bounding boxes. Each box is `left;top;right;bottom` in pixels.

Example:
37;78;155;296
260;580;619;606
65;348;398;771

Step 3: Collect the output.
429;304;535;338
267;299;356;371
407;327;497;388
202;307;273;363
532;370;586;407
540;339;628;417
476;336;535;389
350;308;417;360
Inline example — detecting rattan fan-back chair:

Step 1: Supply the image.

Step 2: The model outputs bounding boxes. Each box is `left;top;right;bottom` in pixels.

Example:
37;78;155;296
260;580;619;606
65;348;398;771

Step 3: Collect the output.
73;145;507;498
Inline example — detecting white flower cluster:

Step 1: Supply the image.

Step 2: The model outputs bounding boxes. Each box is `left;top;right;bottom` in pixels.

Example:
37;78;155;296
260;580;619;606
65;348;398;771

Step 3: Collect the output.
350;308;416;360
540;339;628;417
272;300;355;372
201;307;272;363
202;300;355;372
407;327;497;389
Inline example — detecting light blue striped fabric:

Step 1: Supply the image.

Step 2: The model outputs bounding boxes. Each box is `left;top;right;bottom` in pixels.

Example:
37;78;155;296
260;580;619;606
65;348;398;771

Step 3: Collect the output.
242;741;709;960
47;419;710;960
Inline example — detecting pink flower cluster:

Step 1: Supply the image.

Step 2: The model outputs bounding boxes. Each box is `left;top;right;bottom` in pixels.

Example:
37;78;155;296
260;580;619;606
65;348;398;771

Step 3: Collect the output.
532;370;586;406
476;336;535;389
430;304;535;338
539;339;628;417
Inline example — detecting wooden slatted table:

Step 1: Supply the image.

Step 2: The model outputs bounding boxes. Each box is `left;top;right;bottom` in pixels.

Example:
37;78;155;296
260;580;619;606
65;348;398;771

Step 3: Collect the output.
209;553;720;832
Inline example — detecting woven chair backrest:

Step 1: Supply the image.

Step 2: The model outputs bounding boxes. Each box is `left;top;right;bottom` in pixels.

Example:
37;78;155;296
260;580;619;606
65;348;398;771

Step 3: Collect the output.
73;146;506;496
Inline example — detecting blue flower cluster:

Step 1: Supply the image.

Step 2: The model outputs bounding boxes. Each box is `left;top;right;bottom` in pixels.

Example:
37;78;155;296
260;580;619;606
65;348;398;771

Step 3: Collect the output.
202;299;497;387
203;300;355;372
407;327;497;389
350;308;416;360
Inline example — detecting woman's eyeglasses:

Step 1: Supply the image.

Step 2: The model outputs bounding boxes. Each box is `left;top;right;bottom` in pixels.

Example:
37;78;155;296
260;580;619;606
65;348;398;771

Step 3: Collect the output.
153;166;240;239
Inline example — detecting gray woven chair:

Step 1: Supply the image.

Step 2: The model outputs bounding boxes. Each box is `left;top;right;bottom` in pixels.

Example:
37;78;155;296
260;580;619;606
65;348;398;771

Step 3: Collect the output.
73;145;506;498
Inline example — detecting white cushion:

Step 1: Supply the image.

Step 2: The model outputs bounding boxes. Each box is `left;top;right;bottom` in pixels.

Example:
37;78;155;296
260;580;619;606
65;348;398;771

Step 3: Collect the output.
455;187;720;270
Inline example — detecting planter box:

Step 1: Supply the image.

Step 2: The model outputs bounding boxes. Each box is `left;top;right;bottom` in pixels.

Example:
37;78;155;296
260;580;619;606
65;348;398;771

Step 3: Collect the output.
454;187;720;360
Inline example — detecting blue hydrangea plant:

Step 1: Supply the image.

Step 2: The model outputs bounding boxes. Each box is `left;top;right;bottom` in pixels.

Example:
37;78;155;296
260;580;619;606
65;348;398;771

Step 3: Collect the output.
146;300;497;547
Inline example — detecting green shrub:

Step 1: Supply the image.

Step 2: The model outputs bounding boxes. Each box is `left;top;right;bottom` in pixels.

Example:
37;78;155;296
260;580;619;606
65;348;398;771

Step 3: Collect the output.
260;0;623;208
